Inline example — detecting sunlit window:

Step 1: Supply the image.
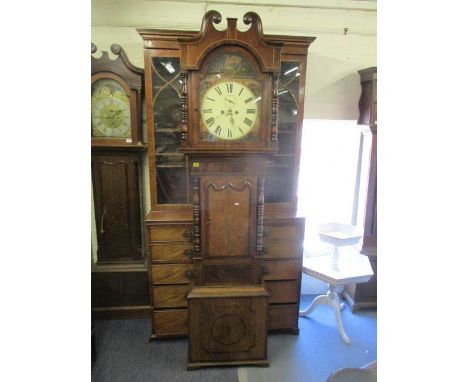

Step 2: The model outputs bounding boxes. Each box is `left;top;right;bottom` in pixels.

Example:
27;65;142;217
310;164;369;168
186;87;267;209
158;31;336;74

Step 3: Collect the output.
297;119;372;257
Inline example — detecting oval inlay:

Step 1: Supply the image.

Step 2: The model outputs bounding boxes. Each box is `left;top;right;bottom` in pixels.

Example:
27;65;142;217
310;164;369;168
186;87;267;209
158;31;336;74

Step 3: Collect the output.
211;313;246;345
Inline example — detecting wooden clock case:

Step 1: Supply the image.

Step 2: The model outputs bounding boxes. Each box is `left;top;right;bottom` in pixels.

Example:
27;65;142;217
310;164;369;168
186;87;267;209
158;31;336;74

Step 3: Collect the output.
138;10;315;369
344;67;377;312
91;44;150;319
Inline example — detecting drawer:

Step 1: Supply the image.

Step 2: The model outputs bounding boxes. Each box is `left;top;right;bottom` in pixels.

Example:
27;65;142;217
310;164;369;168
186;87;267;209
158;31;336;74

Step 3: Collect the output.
264;280;299;304
262;259;301;281
268;304;298;330
153;309;188;335
263;223;303;242
152;285;190;308
151;264;194;285
150;243;193;262
149;226;193;242
260;242;303;259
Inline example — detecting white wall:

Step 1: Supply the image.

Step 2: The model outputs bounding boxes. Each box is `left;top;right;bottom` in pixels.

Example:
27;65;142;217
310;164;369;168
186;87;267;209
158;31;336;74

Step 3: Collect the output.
91;0;377;120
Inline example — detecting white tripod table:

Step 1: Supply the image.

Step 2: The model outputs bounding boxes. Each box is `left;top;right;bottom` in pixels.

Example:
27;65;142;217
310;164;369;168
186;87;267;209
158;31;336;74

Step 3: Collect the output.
299;223;373;344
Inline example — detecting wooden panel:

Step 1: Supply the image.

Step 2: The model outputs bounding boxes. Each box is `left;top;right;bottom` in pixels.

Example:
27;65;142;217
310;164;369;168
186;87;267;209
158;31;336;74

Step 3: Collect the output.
92;153;142;263
150;242;193;262
204;176;254;258
263;224;302;242
92;271;149;308
204;265;253;285
153;309;188;335
149;226;193;242
261;242;303;259
264;281;298;304
151;263;193;284
267;304;298;330
188;291;268;365
152;285;190;308
262;259;301;281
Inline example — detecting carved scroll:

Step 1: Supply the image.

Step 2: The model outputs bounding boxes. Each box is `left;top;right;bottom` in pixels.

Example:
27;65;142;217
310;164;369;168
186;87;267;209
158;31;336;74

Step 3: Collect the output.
256;178;265;254
180;71;188;140
193;177;201;256
271;73;280;142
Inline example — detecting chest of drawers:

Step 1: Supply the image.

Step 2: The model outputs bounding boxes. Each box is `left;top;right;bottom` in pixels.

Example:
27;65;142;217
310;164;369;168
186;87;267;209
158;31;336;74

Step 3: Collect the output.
147;216;305;339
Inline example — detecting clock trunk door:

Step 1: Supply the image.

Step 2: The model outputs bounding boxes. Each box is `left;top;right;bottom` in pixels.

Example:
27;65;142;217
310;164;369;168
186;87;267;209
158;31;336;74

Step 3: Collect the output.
200;175;257;285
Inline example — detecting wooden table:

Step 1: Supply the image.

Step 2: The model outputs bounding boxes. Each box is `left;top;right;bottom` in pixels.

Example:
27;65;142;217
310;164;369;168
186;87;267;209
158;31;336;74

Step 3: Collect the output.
299;252;374;344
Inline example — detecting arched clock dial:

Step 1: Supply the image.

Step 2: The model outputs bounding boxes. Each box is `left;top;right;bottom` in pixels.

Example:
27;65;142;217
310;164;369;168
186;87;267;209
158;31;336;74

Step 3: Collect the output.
201;80;258;140
91;79;131;138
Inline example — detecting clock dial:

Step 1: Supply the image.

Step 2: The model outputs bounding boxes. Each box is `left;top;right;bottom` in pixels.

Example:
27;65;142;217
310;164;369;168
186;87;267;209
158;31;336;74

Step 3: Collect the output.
201;80;258;141
92;79;131;138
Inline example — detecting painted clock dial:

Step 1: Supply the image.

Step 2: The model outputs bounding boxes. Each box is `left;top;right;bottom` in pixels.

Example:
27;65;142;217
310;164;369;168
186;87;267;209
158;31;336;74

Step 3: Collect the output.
201;80;258;140
91;79;131;138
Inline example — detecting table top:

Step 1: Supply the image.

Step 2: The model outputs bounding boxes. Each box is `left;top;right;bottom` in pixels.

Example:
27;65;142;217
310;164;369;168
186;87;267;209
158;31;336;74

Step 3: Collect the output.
302;252;374;286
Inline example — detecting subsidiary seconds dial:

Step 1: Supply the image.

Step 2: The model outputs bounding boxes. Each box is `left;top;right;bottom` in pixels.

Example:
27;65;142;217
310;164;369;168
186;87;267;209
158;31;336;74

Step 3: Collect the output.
201;81;258;140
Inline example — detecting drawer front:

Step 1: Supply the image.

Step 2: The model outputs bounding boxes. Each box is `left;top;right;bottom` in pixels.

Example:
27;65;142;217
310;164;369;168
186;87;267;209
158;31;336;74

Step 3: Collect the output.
149;226;193;242
153;309;188;335
263;223;303;242
262;259;301;281
265;281;299;304
150;243;193;262
152;285;190;308
151;264;194;285
261;242;303;259
268;305;298;330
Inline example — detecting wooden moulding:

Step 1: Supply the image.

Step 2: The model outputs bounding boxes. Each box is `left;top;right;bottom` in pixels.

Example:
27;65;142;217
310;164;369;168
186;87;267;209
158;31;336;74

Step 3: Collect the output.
178;11;282;73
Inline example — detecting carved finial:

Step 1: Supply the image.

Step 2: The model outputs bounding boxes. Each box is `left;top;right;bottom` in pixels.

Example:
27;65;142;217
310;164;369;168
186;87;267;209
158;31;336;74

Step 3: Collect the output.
110;44;122;55
243;11;263;34
201;10;222;30
91;42;97;54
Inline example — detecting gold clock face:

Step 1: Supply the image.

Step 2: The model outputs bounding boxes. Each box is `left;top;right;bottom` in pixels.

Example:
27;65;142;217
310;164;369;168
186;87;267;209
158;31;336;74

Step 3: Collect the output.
91;79;131;138
201;80;258;141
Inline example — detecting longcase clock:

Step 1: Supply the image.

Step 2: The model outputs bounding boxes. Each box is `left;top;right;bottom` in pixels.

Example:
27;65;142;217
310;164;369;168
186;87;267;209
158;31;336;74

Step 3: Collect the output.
91;44;150;319
138;11;314;362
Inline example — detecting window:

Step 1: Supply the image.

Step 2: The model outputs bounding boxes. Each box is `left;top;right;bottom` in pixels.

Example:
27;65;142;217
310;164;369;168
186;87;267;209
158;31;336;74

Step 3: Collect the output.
297;119;372;257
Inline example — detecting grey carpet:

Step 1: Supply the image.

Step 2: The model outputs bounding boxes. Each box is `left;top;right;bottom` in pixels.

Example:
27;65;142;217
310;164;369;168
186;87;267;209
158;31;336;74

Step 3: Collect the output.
91;319;237;382
92;295;376;382
240;295;377;382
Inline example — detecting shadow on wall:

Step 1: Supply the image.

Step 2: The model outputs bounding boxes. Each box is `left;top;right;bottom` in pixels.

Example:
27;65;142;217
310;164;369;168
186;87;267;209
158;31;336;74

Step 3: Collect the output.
307;68;362;120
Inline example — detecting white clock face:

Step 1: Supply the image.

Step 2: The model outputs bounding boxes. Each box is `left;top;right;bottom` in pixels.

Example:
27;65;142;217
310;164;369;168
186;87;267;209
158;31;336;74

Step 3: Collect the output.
92;79;131;138
200;80;258;141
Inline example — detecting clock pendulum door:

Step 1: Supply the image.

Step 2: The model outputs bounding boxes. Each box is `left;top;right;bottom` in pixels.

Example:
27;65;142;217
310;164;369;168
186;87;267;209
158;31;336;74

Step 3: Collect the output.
187;163;269;369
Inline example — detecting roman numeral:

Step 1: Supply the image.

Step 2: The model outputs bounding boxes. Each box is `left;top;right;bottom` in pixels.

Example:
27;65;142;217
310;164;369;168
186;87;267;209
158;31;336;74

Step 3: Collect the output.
238;127;244;134
246;109;256;114
206;97;215;101
203;109;212;113
226;83;233;93
238;88;244;96
205;117;214;126
243;117;253;127
244;97;253;103
215;86;222;95
227;129;233;138
215;125;222;135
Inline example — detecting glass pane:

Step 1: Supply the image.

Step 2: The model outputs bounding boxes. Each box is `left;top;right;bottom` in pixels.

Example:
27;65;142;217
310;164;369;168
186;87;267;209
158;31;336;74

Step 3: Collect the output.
156;167;187;204
265;158;294;203
154;87;182;133
91;79;131;138
151;56;188;204
264;61;301;203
